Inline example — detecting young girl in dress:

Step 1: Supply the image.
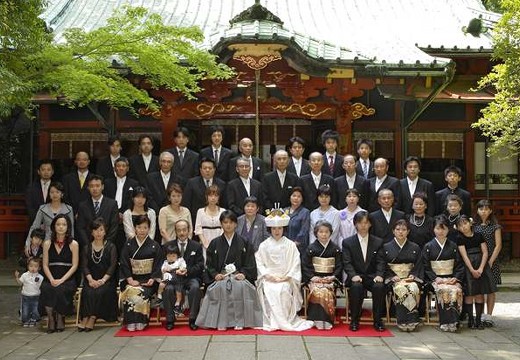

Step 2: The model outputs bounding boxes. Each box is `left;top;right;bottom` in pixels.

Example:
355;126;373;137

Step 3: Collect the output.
473;200;502;327
456;215;497;329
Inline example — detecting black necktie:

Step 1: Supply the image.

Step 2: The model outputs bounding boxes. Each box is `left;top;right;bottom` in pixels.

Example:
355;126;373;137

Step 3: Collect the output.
179;150;184;166
214;149;219;165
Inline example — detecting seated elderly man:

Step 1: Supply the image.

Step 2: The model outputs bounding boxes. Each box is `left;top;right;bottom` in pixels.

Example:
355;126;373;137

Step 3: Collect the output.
255;208;313;331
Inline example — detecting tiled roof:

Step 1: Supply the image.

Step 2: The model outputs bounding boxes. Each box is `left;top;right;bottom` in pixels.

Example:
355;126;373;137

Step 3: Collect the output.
42;0;499;70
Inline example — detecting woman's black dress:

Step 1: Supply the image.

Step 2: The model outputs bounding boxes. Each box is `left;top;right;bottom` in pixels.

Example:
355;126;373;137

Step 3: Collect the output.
80;241;118;321
40;243;77;315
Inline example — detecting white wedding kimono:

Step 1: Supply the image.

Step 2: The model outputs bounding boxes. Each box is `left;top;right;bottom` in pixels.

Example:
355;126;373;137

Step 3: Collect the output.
255;236;314;331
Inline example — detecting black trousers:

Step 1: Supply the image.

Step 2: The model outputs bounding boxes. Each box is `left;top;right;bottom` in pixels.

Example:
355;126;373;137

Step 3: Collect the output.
163;278;202;323
348;277;385;324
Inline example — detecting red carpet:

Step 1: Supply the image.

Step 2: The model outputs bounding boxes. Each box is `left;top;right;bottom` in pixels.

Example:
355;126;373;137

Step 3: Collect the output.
114;323;393;337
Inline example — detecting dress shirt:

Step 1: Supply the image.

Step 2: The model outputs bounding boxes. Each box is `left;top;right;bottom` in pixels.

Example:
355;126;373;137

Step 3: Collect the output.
240;176;251;196
178;240;187;257
41;180;50;202
312;173;321;189
243;156;253;178
277;170;286;187
408;177;418;196
92;195;103;213
292;157;302;176
115;176;126;209
142;154;152;171
357;234;368;261
346;174;356;189
161;171;171;190
110;154;119;167
213;146;221;165
375;175;387;192
78;170;89;188
382;208;392;223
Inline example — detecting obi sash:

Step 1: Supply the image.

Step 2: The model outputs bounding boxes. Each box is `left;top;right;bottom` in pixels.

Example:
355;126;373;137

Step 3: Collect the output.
431;259;454;276
388;263;413;279
312;257;335;274
130;258;154;275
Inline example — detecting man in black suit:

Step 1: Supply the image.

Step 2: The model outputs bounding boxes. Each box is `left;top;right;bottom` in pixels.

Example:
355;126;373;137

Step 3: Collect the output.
342;211;386;332
335;154;368;209
147;152;186;212
182;158;227;225
128;135;160;188
103;157;139;251
25;159;54;223
62;151;95;215
228;137;265;181
300;152;336;210
168;127;199;180
286;136;311;177
95;135;121;181
103;157;138;213
355;139;375;179
227;157;263;216
76;175;119;249
397;156;436;216
366;158;401;213
262;150;301;210
162;219;204;331
199;125;232;181
321;130;344;178
435;165;472;216
369;188;405;242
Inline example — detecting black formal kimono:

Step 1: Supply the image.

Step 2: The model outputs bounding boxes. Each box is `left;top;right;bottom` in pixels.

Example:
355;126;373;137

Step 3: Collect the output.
302;240;343;329
119;236;163;327
422;238;465;328
383;239;424;329
195;233;262;329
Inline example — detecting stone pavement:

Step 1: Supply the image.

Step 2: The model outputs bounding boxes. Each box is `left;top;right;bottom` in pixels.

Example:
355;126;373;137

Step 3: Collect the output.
0;285;519;360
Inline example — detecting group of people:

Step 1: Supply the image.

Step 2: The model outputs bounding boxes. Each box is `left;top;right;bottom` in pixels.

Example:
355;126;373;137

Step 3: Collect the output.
15;126;501;333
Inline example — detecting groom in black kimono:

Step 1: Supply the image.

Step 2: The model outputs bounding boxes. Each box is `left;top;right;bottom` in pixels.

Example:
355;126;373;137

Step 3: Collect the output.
162;219;204;331
342;210;386;332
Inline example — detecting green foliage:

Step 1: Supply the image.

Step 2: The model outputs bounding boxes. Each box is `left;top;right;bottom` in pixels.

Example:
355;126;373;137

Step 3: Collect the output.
1;4;234;118
472;0;520;158
482;0;505;13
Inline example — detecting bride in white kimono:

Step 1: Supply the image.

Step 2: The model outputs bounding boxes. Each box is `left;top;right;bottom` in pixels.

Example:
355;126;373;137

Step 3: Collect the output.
255;209;314;331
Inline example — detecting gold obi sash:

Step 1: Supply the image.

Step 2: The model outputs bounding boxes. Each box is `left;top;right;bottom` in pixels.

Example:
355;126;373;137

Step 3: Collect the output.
431;259;454;276
130;258;154;275
388;263;413;279
312;257;335;274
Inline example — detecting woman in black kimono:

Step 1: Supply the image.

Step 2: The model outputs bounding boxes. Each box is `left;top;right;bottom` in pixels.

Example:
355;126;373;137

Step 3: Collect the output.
195;210;263;330
119;215;162;332
407;192;434;249
40;214;79;333
383;219;424;332
302;220;342;330
422;215;465;332
78;218;118;331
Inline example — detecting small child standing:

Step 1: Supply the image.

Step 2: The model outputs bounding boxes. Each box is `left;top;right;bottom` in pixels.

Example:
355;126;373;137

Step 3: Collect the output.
473;200;502;327
158;245;186;315
456;215;497;329
14;258;44;327
18;228;44;268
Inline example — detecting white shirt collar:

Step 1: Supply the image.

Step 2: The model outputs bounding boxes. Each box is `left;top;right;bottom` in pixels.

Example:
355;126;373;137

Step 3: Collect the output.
357;233;368;242
92;195;103;204
161;170;170;178
407;177;418;185
117;176;126;183
346;173;356;181
212;145;222;152
142;153;151;160
376;174;387;183
382;208;392;217
78;170;88;177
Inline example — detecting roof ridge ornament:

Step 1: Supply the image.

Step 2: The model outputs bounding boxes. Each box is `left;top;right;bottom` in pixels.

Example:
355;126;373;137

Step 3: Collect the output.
462;15;488;37
230;0;284;26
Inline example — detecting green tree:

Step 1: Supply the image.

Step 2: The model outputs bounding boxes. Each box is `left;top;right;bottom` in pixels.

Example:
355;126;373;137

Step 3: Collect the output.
472;0;520;158
0;3;233;119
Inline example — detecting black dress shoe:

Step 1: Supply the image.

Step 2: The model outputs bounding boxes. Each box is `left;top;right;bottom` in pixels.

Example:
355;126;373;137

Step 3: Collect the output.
165;322;174;331
84;327;93;332
349;322;359;332
374;322;385;332
77;327;85;332
189;320;199;330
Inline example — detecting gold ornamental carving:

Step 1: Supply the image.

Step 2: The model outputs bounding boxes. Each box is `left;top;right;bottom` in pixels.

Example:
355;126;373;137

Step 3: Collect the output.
139;107;163;120
350;102;375;120
234;54;282;70
181;103;243;119
270;103;333;118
